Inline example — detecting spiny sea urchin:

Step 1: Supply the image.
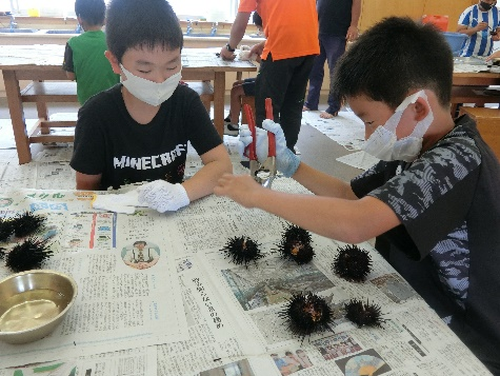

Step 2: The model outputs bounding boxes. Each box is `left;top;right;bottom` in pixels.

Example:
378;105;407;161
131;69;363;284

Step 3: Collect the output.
332;244;372;282
277;225;315;264
11;211;46;238
0;217;14;242
221;236;263;267
344;298;385;328
278;292;333;339
1;237;53;273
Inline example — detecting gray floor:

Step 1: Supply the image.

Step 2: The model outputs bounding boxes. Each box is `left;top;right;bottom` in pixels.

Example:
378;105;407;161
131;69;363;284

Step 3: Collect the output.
296;122;359;181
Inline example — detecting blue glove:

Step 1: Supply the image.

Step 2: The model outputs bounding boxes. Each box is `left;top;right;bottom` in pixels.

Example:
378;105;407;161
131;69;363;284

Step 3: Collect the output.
237;121;300;177
137;180;190;213
262;119;301;177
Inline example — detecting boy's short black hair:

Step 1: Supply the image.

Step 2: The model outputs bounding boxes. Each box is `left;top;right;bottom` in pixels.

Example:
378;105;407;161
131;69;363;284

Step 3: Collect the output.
75;0;106;26
332;17;453;109
106;0;183;63
252;11;262;28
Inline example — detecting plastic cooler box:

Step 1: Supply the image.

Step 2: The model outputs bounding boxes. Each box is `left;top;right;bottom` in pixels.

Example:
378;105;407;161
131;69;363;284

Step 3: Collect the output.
442;32;467;56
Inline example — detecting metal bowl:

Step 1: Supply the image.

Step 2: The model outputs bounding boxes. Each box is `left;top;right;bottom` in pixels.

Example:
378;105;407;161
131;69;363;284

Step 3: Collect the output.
0;270;78;344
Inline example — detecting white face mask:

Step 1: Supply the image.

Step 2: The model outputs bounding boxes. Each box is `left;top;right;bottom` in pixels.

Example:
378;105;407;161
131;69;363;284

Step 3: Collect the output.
362;90;434;162
120;64;182;106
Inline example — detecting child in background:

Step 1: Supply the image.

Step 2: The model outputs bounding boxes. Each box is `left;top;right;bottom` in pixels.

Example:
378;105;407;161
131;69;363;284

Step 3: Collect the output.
62;0;120;105
70;0;232;213
224;77;257;135
215;17;500;373
224;11;262;136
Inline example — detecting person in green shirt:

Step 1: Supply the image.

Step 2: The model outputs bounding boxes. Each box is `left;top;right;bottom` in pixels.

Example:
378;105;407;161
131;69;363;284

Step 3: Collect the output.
62;0;120;105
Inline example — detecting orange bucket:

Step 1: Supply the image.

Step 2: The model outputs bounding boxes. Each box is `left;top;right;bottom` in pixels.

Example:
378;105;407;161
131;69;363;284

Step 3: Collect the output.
422;15;449;32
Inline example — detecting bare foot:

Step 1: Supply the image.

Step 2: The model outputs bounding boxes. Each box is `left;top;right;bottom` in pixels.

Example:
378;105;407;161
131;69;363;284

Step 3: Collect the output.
302;106;311;111
319;111;338;119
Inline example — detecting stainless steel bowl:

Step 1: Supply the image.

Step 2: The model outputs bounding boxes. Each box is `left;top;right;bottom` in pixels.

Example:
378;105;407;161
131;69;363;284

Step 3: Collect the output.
0;270;78;344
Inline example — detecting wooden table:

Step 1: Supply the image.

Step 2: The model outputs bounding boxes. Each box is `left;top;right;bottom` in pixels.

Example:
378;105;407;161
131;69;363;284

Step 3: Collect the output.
452;69;500;157
180;47;257;135
451;70;500;116
453;71;500;86
0;45;257;164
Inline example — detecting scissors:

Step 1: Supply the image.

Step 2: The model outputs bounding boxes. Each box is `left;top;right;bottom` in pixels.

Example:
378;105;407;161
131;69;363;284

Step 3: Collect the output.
243;98;277;188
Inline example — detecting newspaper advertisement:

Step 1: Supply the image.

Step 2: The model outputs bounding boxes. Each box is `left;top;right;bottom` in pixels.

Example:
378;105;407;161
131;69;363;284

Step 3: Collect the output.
0;346;157;376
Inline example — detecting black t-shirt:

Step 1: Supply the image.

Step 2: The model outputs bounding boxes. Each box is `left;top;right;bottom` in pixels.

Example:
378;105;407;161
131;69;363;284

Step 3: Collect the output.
70;84;222;190
317;0;353;37
351;116;500;371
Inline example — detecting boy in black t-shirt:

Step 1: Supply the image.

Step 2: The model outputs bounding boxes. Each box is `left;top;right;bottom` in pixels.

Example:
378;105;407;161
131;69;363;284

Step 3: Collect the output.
215;17;500;373
70;0;232;213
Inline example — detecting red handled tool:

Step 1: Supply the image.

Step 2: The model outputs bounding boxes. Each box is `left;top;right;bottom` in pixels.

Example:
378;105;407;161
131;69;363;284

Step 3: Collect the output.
243;98;277;188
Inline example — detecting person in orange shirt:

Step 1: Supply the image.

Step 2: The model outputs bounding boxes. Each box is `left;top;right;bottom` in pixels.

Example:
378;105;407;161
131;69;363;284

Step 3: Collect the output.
220;0;319;150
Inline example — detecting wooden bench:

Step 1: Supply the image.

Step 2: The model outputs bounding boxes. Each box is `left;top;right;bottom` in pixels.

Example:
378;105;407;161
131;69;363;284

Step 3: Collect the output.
184;81;214;113
459;106;500;159
20;80;216;144
451;86;500;117
20;80;78;142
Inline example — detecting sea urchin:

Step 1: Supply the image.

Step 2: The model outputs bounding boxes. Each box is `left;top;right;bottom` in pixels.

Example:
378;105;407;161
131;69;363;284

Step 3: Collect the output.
221;236;263;267
278;292;333;339
1;237;53;273
0;217;14;242
332;244;372;282
11;211;46;238
277;225;315;264
344;298;385;328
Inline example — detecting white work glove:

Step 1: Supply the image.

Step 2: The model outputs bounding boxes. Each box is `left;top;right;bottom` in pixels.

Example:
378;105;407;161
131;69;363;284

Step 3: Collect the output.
238;119;300;177
237;124;253;159
92;190;141;214
137;180;190;213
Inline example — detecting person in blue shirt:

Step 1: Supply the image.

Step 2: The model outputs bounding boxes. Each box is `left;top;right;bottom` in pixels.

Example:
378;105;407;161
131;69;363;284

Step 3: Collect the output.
457;0;500;57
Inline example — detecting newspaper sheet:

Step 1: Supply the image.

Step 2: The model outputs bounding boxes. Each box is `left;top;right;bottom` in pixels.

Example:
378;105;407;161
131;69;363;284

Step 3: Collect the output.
0;190;187;368
152;181;492;376
0;155;493;375
0;346;157;376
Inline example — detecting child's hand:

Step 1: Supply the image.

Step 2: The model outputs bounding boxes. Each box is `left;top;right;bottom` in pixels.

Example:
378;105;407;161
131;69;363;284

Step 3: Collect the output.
214;173;262;208
137;180;190;213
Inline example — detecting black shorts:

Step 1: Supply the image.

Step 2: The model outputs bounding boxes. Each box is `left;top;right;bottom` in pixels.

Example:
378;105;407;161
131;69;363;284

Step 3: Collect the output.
242;78;256;96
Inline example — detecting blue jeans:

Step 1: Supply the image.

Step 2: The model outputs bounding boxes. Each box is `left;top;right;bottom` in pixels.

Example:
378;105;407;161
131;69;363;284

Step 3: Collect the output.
304;34;346;114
